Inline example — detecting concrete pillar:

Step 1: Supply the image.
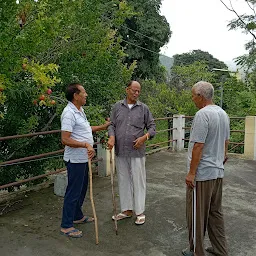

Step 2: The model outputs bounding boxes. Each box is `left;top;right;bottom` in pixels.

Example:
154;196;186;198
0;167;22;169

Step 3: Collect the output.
244;116;256;160
97;143;115;177
172;114;185;151
54;171;67;197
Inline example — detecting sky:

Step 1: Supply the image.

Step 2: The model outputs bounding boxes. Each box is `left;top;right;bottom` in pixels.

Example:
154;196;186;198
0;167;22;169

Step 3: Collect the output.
160;0;252;64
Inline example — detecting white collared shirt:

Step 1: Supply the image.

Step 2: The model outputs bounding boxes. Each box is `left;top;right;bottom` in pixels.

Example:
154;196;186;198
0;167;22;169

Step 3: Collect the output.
61;101;94;163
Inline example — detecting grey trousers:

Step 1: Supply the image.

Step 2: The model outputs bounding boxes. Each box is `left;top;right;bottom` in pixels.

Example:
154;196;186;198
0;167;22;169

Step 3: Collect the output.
186;178;228;256
115;156;146;215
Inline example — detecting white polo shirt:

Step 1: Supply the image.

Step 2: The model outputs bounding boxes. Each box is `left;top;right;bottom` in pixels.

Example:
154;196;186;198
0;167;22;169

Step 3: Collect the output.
61;101;94;163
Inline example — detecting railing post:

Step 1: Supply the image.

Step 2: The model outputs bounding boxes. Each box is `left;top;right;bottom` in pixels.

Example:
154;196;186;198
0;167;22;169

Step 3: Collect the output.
167;113;172;150
97;143;115;177
172;114;185;151
244;116;256;160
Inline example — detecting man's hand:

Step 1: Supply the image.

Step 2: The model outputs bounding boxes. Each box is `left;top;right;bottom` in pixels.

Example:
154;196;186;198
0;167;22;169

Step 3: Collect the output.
223;156;228;164
186;173;196;188
91;117;111;132
108;136;115;150
86;144;95;160
103;117;111;130
133;135;147;149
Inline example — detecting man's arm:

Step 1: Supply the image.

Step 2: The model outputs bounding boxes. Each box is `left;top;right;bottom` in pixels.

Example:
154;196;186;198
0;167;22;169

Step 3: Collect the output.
145;107;156;139
223;139;229;164
133;106;156;149
91;119;110;133
186;142;204;188
107;105;117;150
61;131;95;159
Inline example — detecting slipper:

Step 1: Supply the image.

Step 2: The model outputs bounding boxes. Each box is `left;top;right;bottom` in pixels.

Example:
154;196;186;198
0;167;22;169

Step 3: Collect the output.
112;212;132;221
60;228;83;238
205;247;216;255
73;216;94;224
182;249;194;256
135;214;145;225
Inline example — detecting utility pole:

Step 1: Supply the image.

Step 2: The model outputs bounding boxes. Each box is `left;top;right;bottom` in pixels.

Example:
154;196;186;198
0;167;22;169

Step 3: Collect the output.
211;68;234;109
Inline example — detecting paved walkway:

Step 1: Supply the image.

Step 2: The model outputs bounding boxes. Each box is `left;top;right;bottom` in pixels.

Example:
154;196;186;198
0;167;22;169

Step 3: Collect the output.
0;151;255;256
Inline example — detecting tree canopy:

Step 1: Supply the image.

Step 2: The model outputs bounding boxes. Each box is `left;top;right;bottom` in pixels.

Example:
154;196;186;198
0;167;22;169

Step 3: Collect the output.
118;0;171;80
172;50;228;70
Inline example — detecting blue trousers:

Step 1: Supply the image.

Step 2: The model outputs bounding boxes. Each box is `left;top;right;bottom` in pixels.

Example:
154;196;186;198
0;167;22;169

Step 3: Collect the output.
61;161;89;228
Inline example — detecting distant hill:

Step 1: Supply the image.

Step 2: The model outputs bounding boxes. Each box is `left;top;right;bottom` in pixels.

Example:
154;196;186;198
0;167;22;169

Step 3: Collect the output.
159;54;174;75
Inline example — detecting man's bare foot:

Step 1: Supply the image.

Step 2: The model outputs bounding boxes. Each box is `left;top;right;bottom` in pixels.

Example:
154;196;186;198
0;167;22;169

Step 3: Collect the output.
122;210;133;216
112;210;133;221
73;216;94;224
135;214;145;225
60;227;82;238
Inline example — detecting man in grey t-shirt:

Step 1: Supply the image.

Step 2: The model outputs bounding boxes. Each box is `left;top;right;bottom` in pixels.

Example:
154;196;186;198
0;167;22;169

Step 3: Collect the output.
182;81;229;256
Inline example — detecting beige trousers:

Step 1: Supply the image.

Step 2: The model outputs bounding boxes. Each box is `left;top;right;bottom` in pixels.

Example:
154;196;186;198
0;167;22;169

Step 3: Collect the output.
115;156;146;215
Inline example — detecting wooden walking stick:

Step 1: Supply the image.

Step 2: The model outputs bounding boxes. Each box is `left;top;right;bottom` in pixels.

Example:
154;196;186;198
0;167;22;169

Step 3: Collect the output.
110;149;118;235
88;158;99;244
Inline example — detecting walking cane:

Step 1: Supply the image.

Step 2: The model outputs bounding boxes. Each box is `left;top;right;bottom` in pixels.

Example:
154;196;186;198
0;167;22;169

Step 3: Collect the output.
192;184;197;255
88;158;99;245
110;149;118;235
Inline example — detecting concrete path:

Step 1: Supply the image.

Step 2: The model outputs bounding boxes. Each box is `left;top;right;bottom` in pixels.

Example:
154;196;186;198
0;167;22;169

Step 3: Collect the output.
0;151;255;256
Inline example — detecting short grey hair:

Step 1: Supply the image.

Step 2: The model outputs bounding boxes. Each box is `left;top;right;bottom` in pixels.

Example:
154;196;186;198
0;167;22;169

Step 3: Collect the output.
193;81;214;100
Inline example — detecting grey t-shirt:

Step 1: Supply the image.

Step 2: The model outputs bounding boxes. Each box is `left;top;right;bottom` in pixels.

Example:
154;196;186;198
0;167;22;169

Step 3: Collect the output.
187;105;230;181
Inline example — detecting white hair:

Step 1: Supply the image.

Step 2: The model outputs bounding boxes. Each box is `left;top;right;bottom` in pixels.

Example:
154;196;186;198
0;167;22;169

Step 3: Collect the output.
193;81;214;100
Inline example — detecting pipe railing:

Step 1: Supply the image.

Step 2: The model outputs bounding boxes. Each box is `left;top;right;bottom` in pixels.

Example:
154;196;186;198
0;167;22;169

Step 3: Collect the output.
182;116;245;153
146;116;176;152
0;116;176;190
0;130;61;141
1;115;246;190
0;158;103;190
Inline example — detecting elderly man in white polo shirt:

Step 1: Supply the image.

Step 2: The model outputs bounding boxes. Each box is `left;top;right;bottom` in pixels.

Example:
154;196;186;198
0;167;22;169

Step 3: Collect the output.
60;83;109;238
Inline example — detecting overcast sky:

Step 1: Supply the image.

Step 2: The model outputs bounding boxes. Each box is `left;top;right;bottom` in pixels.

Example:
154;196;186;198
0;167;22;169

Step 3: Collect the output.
160;0;252;63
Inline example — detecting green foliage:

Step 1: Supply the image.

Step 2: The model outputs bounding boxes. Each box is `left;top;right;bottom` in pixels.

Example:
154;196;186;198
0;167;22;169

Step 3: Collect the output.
0;0;137;188
118;0;172;80
140;80;197;118
173;50;227;70
170;61;216;88
224;1;256;89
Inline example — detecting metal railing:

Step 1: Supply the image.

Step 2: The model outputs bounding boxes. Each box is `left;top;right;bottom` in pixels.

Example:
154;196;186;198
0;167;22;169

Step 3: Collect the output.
0;130;103;190
182;116;245;153
0;116;176;190
0;115;246;190
146;116;177;153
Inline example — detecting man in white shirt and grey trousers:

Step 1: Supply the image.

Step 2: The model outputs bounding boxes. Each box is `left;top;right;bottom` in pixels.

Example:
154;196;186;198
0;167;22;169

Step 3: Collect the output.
182;81;229;256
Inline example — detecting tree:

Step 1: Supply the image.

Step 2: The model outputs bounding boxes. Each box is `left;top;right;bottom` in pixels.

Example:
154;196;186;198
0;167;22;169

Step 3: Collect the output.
140;80;198;117
170;61;216;88
117;0;172;80
219;0;256;88
0;0;136;188
173;50;228;70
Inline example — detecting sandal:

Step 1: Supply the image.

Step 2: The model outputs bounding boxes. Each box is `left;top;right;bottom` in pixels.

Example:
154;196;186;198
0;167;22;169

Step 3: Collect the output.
112;212;132;221
205;247;217;255
182;249;194;256
60;228;83;238
73;216;94;224
135;214;145;225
